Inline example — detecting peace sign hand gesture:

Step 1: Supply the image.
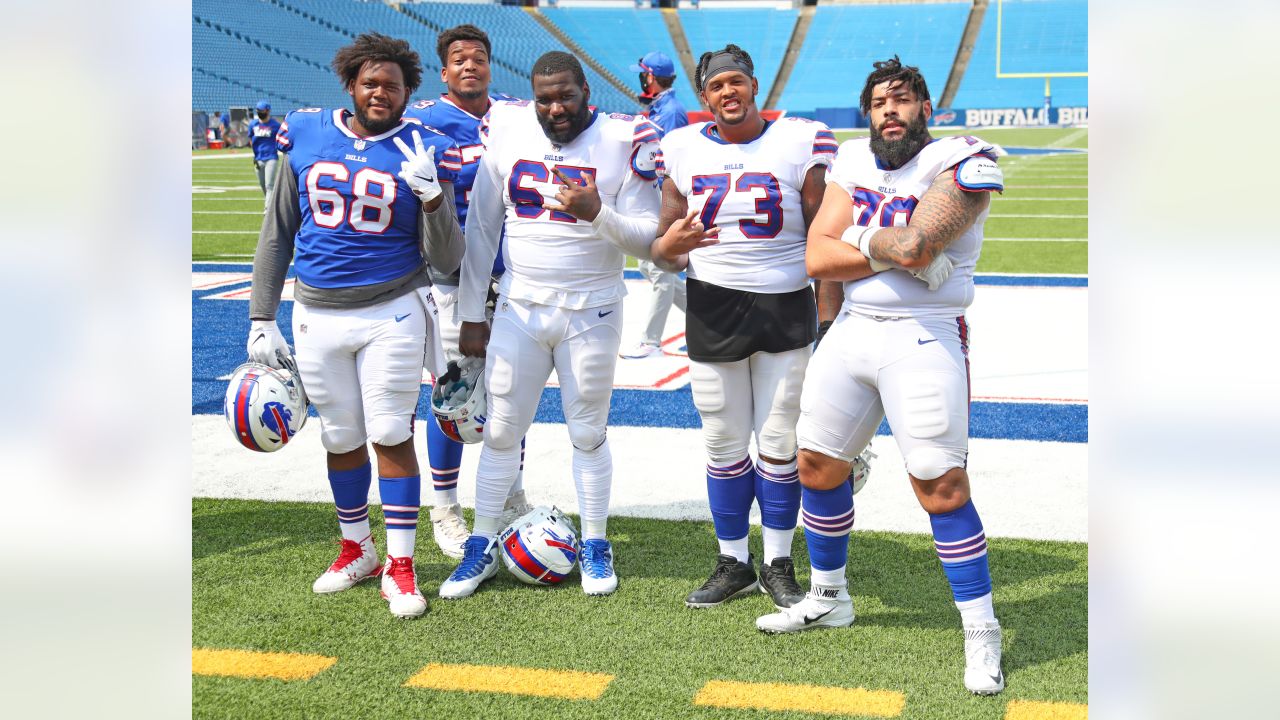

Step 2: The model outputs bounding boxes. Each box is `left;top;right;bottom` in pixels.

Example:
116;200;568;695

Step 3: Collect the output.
392;130;443;204
545;167;602;222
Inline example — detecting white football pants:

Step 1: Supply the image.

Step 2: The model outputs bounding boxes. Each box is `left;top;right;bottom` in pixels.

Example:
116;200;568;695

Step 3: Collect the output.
690;346;811;465
635;259;687;346
797;311;970;479
291;290;426;454
472;296;623;529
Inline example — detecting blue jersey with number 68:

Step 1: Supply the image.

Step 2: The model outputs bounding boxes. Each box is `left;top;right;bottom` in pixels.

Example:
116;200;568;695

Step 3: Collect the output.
277;108;460;290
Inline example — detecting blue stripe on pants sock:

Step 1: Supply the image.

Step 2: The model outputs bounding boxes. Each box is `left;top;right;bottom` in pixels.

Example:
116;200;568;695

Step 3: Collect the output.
801;481;854;572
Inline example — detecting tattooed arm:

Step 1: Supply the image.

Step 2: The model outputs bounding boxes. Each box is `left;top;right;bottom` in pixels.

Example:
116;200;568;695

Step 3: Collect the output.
863;167;990;271
651;178;717;272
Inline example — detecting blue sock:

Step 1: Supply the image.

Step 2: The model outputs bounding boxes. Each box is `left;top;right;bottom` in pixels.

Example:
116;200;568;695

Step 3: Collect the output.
755;458;800;530
707;456;755;554
426;417;464;506
329;462;372;542
929;498;992;602
380;475;421;558
801;480;854;574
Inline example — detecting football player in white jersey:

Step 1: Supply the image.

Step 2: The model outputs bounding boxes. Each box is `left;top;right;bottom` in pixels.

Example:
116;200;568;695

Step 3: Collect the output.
653;44;836;612
754;57;1007;696
404;24;534;558
247;34;465;619
437;51;665;599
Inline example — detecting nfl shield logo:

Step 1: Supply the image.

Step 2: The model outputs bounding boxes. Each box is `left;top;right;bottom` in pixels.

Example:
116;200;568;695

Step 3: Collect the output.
354;139;367;151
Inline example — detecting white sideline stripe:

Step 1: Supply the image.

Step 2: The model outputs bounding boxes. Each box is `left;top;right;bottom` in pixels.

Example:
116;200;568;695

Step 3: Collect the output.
994;197;1087;202
1049;127;1090;147
191;416;1087;542
990;214;1087;219
192;185;262;191
193;152;253;160
984;237;1087;243
195;211;264;215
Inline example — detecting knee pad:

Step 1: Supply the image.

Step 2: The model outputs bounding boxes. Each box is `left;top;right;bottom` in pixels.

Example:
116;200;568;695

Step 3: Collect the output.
567;423;606;451
904;446;966;481
320;424;367;455
365;413;414;447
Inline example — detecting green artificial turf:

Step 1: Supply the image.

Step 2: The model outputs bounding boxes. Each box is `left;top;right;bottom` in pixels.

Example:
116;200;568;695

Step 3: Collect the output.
193;498;1086;719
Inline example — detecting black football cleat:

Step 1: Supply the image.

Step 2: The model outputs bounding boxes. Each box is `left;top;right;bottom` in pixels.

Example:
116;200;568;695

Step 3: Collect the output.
759;556;806;609
685;553;758;608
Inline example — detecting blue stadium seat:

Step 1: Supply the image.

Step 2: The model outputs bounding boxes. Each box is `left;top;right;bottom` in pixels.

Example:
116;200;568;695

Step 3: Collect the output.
543;7;698;111
678;7;796;107
951;0;1087;109
776;3;970;117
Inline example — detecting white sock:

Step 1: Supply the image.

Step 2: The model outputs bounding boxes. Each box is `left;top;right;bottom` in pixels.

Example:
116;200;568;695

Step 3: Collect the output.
810;565;847;588
473;515;504;540
573;439;612;540
762;526;796;564
433;486;458;508
386;527;415;558
339;519;371;543
718;536;750;563
956;592;997;625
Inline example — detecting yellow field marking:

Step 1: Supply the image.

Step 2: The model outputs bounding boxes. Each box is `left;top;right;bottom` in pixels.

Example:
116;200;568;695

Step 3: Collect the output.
191;648;337;681
693;679;905;717
1005;699;1088;720
404;662;614;701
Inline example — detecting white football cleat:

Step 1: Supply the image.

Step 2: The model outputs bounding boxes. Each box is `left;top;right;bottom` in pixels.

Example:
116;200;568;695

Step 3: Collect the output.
430;503;469;559
579;539;618;596
756;585;854;633
963;621;1005;695
438;535;499;599
618;342;662;360
380;556;428;618
501;489;535;528
312;537;380;594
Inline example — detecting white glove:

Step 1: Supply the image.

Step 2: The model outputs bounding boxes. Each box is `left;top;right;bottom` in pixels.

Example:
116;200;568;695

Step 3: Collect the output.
393;130;443;203
841;225;891;272
247;320;291;369
911;252;954;291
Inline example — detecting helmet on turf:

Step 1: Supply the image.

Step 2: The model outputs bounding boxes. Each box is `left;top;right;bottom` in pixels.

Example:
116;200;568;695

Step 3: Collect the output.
224;361;309;452
431;358;487;444
498;506;580;585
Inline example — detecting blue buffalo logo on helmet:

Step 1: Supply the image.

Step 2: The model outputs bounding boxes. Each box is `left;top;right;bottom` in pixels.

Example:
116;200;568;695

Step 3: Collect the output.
225;362;309;452
498;506;581;585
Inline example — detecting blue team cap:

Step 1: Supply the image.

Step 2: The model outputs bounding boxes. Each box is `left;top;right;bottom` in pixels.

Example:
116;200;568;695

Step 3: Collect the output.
629;51;676;78
255;100;271;111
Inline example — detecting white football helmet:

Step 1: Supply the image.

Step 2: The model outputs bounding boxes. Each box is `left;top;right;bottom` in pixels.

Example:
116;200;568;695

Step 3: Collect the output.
431;358;486;444
225;361;309;452
498;506;580;585
849;445;878;495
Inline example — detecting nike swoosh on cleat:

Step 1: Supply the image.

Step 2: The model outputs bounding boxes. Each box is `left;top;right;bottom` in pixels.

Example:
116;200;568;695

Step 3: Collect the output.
395;313;411;322
918;338;938;345
598;310;614;318
802;607;835;624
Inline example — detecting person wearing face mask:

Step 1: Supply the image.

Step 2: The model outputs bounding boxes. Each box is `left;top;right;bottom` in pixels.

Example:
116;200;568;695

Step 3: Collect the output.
619;51;689;360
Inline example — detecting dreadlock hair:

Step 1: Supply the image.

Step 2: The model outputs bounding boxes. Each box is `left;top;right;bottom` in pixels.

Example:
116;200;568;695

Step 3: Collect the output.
859;56;929;113
695;44;754;93
531;51;586;87
436;24;491;65
332;32;423;93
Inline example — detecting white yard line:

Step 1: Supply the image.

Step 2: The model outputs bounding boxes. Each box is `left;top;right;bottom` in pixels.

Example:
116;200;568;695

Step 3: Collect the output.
984;237;1087;242
193;152;253;160
195;211;263;215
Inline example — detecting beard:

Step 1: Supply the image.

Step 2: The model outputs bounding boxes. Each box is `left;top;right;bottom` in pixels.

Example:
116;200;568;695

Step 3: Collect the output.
538;101;592;145
354;101;405;136
869;109;931;169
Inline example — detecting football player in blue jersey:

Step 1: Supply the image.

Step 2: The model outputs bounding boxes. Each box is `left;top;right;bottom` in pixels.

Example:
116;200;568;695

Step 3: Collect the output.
404;24;534;559
248;100;282;211
247;33;465;619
